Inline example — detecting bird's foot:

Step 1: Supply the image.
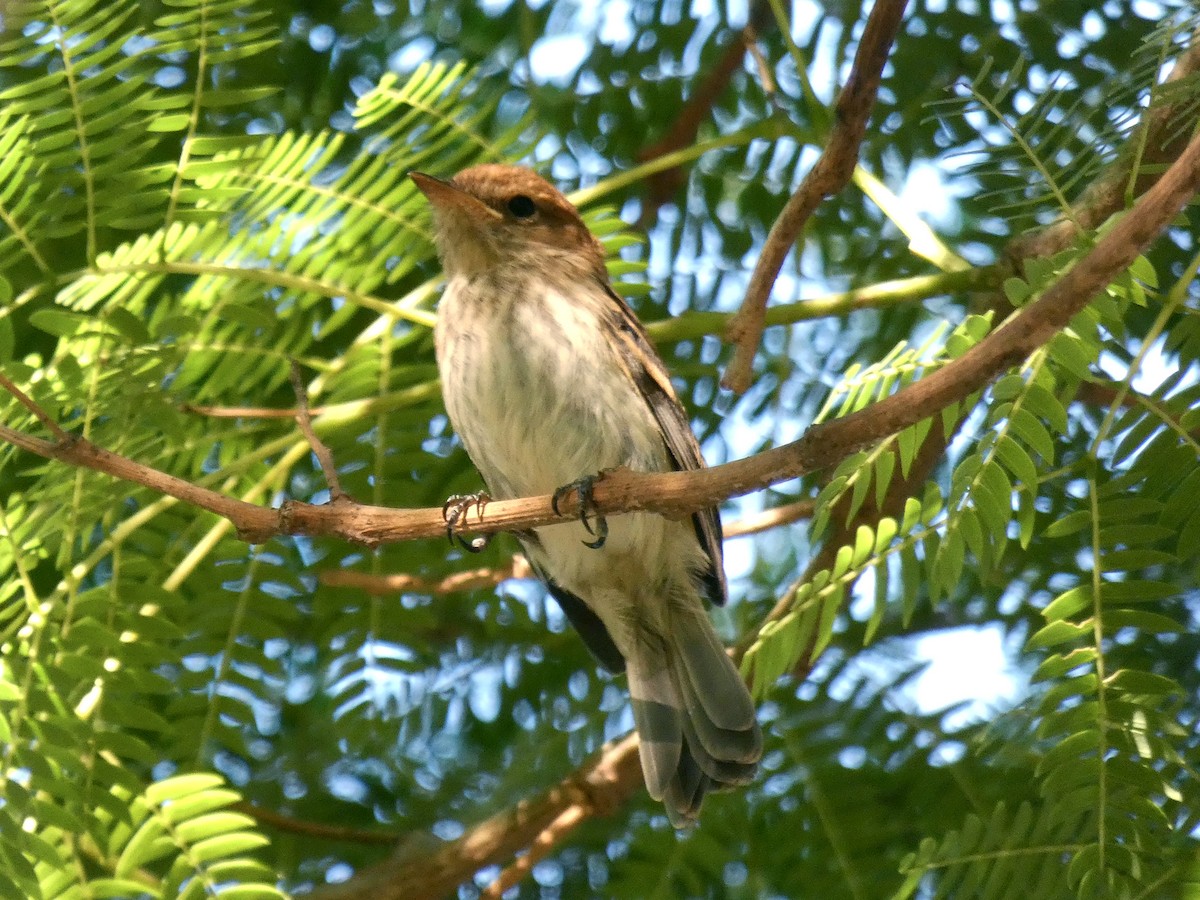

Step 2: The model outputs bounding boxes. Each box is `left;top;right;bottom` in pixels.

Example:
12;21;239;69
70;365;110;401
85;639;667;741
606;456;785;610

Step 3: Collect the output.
442;492;493;553
551;472;610;549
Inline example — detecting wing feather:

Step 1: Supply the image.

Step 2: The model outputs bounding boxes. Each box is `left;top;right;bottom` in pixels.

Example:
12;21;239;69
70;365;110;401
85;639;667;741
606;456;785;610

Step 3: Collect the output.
599;281;727;607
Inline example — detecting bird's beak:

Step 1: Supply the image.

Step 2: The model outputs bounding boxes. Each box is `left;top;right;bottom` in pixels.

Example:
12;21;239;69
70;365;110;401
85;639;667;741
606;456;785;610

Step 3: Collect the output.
410;171;501;225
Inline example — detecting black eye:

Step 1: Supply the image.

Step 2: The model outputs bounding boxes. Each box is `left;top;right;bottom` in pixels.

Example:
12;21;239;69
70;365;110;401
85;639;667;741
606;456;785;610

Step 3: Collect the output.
507;195;537;218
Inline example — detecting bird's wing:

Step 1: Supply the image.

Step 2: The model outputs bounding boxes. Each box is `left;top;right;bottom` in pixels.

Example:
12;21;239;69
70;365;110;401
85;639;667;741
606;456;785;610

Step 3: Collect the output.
601;281;727;607
533;560;627;673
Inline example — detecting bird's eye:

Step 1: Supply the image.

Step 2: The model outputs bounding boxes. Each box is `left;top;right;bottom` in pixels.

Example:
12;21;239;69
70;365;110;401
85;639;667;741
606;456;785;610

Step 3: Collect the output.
507;195;537;218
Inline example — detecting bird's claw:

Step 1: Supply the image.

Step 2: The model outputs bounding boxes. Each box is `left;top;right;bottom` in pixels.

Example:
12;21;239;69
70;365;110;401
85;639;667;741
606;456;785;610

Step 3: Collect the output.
442;492;493;553
551;474;609;549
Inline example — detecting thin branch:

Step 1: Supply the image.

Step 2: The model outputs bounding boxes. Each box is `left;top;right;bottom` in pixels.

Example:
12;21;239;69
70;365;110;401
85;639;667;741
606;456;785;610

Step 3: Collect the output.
723;0;911;394
0;372;71;442
723;497;815;538
289;361;347;501
480;805;586;899
744;22;777;104
234;801;397;846
320;555;532;596
307;736;642;900
182;403;334;419
319;501;808;598
636;0;774;221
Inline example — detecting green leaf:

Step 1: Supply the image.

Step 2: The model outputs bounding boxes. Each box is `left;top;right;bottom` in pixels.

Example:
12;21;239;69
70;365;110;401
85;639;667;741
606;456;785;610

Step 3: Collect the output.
174;812;259;844
144;774;227;806
1046;511;1094;540
147;113;193;132
1027;620;1090;650
1106;669;1180;696
29;308;90;337
1042;585;1093;621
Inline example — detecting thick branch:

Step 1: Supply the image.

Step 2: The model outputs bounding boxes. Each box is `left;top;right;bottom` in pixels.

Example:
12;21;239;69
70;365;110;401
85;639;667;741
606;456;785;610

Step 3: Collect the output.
308;736;641;900
723;0;910;393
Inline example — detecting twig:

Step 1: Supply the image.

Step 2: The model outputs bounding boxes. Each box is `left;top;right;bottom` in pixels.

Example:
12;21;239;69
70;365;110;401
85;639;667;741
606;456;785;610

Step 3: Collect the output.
183;402;332;419
320;555;532;596
744;22;776;103
319;502;807;599
723;498;814;538
636;0;773;220
0;371;71;442
723;0;910;394
289;361;347;501
480;805;586;899
234;801;397;845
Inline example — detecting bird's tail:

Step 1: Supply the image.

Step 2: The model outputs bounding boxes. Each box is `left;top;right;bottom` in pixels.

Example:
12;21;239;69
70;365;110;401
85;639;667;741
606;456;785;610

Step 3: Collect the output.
626;608;762;826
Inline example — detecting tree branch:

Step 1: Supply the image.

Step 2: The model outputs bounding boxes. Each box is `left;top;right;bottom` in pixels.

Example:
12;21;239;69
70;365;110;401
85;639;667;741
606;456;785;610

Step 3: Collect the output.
723;0;911;394
235;802;397;846
290;360;348;501
4;129;1199;551
307;736;642;900
1006;32;1200;264
480;805;586;899
636;0;774;221
319;555;533;596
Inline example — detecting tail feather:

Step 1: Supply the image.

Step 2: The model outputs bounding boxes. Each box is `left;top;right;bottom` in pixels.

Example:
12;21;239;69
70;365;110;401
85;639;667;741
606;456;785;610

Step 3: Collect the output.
626;610;763;825
680;713;758;785
664;744;709;828
627;650;683;802
674;611;758;732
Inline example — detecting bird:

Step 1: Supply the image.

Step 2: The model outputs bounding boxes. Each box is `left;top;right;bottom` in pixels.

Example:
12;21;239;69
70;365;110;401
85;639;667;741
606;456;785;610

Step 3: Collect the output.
411;163;762;825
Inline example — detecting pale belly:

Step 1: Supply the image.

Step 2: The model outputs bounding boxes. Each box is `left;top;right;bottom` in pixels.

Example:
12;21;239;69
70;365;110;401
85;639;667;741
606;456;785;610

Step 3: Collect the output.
435;276;691;602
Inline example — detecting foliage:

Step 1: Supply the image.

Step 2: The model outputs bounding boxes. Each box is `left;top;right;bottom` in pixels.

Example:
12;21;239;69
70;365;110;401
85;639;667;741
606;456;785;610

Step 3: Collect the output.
1;1;1199;898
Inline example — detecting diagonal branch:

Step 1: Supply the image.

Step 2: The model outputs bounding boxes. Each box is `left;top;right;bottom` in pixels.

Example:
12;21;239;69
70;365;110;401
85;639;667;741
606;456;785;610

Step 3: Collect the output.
1006;31;1200;265
307;736;642;900
289;360;348;501
722;0;911;394
636;0;774;221
4;127;1200;553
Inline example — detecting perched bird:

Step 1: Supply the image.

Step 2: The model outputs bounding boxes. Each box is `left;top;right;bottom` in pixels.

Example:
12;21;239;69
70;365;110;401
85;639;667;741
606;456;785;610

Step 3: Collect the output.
411;164;762;824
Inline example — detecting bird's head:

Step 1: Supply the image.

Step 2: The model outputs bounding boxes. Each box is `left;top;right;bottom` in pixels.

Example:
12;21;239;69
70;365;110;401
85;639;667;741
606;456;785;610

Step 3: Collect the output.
410;164;606;282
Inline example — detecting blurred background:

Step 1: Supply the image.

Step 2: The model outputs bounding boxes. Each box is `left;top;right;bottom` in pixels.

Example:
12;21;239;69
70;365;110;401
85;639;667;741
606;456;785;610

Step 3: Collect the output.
1;0;1199;898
